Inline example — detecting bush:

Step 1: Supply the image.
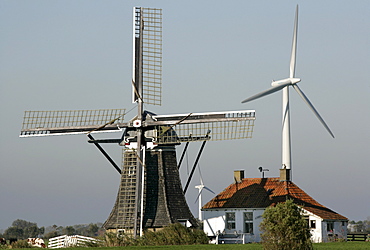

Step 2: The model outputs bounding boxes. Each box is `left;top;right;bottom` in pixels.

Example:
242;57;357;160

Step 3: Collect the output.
144;223;209;245
104;232;141;247
260;199;313;250
11;240;32;249
104;223;208;246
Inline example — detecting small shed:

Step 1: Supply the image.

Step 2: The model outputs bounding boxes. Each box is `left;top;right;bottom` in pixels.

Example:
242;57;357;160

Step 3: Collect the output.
202;169;348;243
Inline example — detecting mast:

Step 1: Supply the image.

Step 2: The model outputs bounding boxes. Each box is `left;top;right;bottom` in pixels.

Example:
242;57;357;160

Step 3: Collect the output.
282;86;292;177
133;6;144;238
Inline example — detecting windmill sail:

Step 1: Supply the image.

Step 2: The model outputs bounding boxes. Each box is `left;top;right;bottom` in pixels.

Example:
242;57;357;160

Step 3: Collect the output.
20;109;126;137
149;110;255;144
132;7;162;106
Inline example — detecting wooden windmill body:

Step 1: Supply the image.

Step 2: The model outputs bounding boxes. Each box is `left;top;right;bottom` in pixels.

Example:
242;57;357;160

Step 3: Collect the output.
20;7;256;237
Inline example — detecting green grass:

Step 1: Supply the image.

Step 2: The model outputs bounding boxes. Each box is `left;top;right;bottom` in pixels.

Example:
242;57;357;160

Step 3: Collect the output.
34;241;368;250
314;241;369;249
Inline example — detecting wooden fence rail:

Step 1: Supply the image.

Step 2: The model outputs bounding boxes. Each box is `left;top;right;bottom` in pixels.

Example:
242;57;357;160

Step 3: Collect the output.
48;235;102;248
347;233;369;242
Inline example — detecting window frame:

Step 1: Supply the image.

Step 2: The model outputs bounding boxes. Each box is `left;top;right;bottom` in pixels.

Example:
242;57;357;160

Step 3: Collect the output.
310;220;316;229
225;212;236;230
243;212;253;234
327;221;334;232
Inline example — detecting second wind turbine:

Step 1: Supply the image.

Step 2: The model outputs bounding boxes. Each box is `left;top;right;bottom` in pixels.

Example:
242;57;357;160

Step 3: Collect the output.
241;5;334;179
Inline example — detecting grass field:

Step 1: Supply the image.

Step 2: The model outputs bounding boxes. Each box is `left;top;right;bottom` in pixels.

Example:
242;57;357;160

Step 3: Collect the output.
40;242;368;250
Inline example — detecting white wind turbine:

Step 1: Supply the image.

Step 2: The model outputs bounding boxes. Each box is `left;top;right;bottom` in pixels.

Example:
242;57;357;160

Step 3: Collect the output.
195;169;215;221
241;5;334;178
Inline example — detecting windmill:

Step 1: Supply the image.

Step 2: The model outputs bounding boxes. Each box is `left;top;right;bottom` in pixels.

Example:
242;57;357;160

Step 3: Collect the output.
195;168;215;221
241;5;334;179
20;7;256;237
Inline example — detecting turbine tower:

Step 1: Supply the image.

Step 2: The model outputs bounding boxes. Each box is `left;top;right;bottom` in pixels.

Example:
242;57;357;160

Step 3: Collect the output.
194;171;214;221
241;5;334;179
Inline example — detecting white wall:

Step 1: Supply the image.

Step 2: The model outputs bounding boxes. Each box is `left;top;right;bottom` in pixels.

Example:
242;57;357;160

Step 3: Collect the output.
203;208;264;242
203;210;225;237
302;209;323;243
204;207;347;243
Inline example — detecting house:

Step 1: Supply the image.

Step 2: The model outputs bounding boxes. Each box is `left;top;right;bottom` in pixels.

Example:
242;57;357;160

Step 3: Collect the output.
202;169;348;243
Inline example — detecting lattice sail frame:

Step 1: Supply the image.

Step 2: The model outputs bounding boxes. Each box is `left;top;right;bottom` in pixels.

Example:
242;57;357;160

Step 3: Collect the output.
132;7;162;106
150;110;256;144
20;109;126;137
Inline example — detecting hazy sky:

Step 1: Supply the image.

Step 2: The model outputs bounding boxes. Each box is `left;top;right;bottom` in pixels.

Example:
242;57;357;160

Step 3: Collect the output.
1;1;369;230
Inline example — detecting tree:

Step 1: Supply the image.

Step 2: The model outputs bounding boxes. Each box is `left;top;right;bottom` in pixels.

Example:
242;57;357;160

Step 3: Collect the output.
12;219;33;229
260;199;313;250
3;227;23;239
63;226;76;236
3;219;44;239
87;223;99;236
348;218;370;233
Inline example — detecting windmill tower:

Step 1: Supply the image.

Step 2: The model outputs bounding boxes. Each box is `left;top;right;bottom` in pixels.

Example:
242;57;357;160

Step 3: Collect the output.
20;7;256;237
241;5;334;180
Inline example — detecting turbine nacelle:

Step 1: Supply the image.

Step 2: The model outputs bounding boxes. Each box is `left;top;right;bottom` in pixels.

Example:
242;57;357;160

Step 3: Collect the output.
271;77;301;87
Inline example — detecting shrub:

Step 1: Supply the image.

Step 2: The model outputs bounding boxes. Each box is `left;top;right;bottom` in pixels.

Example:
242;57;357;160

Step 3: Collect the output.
103;223;208;246
11;240;32;249
104;232;141;247
143;223;208;245
260;199;313;250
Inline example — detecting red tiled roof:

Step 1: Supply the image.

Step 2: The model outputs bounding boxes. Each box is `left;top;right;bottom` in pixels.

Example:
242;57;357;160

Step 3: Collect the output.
202;178;347;220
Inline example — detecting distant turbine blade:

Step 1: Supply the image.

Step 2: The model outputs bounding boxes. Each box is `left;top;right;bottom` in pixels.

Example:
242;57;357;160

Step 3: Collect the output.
293;84;335;138
290;5;299;78
199;167;204;186
241;83;289;103
194;188;203;203
203;186;215;194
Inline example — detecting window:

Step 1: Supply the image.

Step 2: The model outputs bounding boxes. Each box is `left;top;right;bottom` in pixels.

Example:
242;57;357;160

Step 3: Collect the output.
310;220;316;229
243;212;253;234
327;221;334;232
128;165;135;176
304;216;309;228
226;212;236;230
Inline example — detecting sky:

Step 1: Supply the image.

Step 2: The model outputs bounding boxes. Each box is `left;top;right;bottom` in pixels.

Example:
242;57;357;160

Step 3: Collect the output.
1;0;369;230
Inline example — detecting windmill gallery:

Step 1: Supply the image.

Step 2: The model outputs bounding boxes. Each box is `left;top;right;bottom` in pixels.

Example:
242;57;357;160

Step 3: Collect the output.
19;6;346;242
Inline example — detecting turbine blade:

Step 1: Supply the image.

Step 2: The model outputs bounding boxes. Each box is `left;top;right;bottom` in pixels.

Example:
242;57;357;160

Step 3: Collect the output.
293;84;335;138
194;189;203;204
290;5;298;78
203;186;215;194
199;167;204;186
241;83;288;103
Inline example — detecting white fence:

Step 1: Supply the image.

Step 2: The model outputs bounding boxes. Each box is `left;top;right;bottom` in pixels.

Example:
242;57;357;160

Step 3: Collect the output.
48;235;101;248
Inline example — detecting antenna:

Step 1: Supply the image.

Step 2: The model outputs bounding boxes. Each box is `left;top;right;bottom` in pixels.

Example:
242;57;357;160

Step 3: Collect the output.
258;166;269;178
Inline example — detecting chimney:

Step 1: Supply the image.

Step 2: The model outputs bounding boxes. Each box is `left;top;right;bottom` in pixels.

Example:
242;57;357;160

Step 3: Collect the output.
279;167;291;181
234;170;244;183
